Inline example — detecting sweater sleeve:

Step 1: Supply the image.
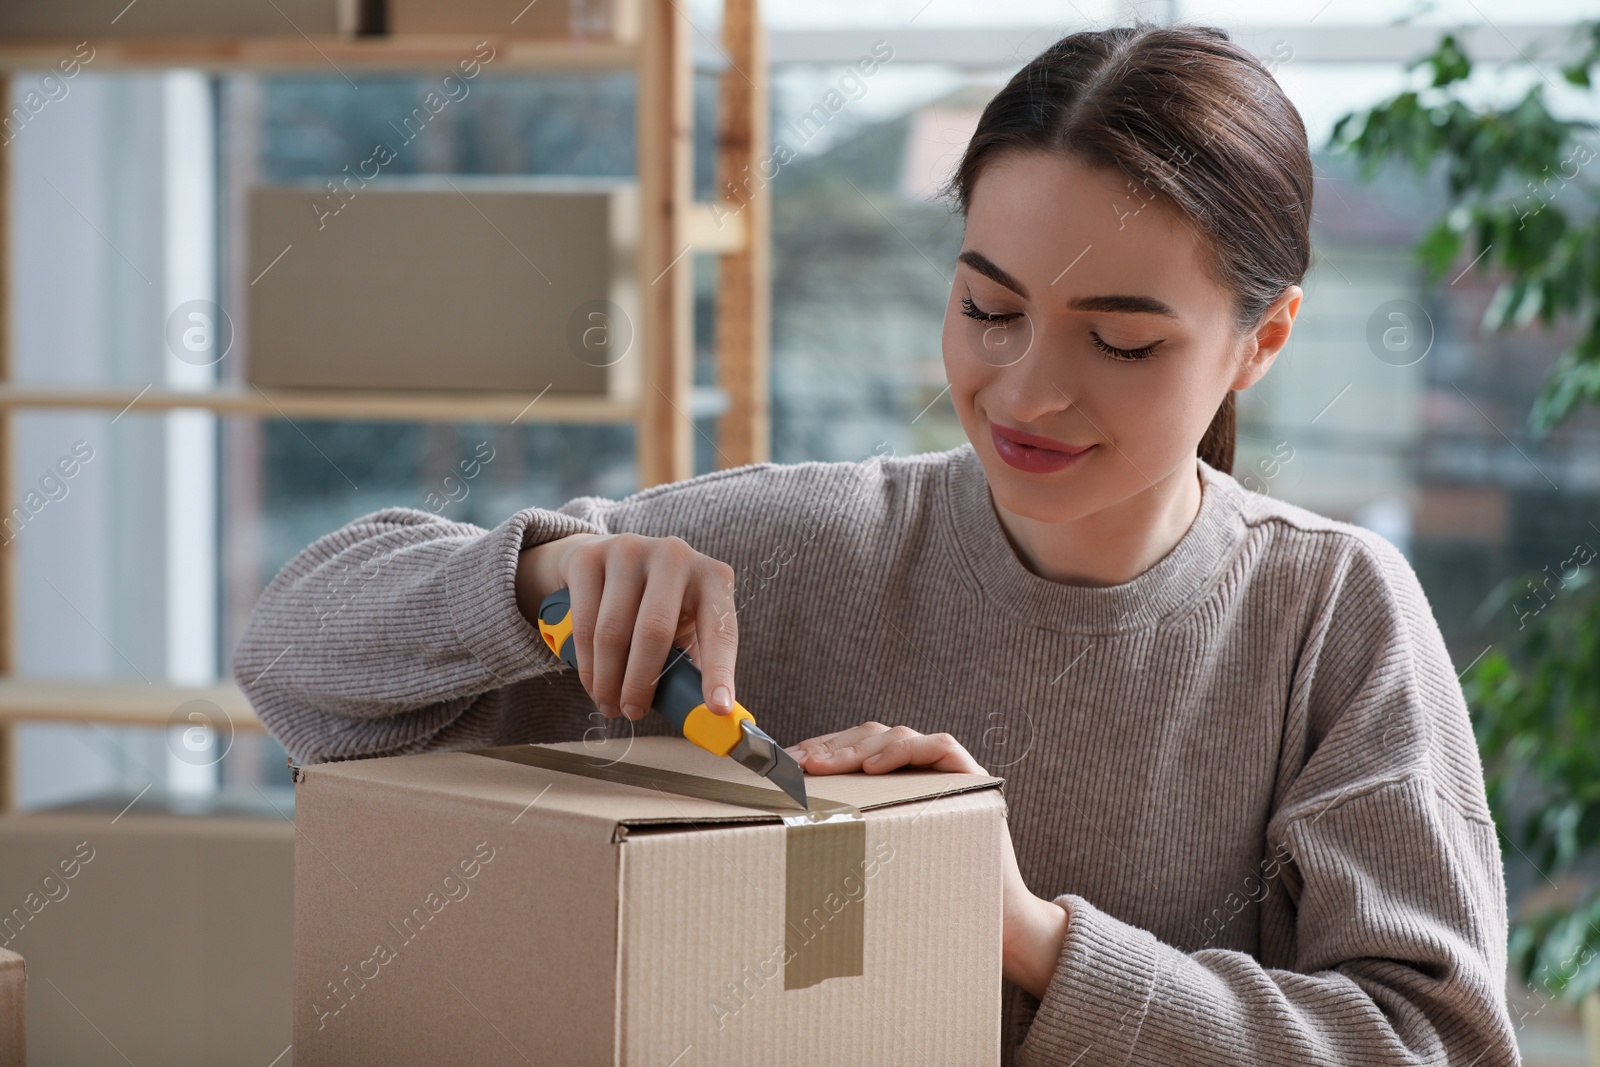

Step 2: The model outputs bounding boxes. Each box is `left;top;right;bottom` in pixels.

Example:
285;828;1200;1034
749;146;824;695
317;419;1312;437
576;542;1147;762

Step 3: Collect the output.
231;458;893;765
1015;532;1520;1067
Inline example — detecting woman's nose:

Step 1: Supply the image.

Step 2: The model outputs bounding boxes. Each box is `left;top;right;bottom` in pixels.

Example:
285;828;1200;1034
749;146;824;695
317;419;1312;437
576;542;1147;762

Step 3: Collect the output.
989;319;1078;424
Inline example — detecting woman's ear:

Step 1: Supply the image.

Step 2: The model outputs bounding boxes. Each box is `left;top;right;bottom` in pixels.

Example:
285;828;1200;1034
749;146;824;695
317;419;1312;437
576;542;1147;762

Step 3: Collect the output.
1231;284;1303;391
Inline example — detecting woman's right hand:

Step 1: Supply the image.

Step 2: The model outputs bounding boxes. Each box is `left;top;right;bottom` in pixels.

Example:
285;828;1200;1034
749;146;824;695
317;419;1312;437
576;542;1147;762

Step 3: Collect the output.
514;532;740;723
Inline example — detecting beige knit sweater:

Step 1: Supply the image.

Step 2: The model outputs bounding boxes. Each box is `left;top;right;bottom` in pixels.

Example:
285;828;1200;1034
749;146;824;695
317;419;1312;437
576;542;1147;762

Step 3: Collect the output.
234;444;1519;1066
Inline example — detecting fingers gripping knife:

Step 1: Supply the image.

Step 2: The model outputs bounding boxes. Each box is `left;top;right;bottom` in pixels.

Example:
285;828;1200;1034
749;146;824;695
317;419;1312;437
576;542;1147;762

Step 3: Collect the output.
536;587;809;810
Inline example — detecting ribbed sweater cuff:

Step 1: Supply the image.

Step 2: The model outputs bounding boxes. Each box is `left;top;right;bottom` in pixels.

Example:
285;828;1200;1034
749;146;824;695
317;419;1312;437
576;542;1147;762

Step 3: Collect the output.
1020;894;1162;1065
444;507;603;683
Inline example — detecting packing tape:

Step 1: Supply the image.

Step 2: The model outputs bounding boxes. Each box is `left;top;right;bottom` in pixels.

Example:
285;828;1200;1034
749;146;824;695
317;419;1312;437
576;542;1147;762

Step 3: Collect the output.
472;744;864;990
779;805;865;990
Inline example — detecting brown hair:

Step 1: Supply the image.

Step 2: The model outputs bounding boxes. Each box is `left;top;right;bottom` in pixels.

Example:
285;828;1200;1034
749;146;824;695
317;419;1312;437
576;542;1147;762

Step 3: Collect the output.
941;24;1313;475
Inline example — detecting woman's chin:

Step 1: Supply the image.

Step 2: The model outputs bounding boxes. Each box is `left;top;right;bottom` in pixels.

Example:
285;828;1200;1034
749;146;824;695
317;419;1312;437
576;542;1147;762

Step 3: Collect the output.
981;470;1094;526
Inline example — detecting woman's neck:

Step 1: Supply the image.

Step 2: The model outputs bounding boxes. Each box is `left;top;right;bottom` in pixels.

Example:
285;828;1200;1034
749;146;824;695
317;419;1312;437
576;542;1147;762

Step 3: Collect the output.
990;460;1205;587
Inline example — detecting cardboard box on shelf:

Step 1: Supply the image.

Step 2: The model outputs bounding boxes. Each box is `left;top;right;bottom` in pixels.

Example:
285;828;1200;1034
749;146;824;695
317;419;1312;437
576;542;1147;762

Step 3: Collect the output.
293;736;1007;1066
247;178;640;399
386;0;639;43
0;0;339;38
0;947;22;1067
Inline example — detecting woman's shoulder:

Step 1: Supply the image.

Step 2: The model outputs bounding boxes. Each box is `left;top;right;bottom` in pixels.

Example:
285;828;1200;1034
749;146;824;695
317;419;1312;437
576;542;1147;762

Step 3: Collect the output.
1218;467;1489;830
1206;460;1416;594
1201;461;1451;687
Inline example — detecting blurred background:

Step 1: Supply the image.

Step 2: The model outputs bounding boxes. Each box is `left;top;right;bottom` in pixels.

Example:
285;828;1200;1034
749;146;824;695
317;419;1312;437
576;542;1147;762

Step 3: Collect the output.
5;0;1600;1062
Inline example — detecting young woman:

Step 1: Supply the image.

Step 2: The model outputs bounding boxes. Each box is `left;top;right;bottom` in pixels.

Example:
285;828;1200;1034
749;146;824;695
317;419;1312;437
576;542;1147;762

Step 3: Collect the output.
237;24;1517;1066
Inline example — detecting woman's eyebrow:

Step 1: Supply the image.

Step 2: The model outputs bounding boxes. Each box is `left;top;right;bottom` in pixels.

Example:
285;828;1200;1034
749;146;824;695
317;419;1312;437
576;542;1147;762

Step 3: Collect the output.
958;250;1029;299
957;250;1178;317
1068;294;1179;317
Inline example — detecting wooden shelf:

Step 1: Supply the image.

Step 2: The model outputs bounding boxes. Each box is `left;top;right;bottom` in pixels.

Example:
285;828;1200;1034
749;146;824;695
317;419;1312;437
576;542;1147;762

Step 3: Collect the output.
0;384;640;423
0;679;261;732
0;384;730;422
0;36;638;74
0;0;770;811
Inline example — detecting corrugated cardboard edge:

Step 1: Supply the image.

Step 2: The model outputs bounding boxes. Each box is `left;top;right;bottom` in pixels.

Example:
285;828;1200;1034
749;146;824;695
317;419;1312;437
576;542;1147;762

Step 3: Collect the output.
613;825;627;1062
0;946;26;1067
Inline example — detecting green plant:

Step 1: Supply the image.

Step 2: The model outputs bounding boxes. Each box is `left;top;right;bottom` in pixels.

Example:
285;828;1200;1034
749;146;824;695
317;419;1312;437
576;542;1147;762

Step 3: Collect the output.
1332;24;1600;1006
1330;23;1600;437
1464;572;1600;1003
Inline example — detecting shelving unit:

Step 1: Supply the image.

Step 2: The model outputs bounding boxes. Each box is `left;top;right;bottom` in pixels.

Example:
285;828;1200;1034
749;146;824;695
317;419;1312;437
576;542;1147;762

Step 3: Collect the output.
0;383;732;423
0;0;772;810
0;679;258;731
0;36;642;72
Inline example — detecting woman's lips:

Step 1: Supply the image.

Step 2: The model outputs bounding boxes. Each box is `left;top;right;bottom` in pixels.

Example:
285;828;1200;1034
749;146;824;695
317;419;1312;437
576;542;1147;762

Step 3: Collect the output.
988;421;1095;474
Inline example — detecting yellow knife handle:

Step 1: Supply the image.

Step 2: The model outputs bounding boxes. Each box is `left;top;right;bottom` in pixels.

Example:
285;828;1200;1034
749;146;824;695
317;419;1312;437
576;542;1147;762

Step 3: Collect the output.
537;587;752;756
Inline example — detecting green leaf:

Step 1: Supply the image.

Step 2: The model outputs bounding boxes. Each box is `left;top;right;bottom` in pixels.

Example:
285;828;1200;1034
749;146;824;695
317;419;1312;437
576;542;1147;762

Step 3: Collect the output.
1531;342;1600;436
1415;221;1464;279
1417;33;1472;88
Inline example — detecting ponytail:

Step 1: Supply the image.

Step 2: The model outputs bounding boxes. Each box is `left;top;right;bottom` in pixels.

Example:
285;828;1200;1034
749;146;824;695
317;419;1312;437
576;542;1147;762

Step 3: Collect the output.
1197;391;1235;475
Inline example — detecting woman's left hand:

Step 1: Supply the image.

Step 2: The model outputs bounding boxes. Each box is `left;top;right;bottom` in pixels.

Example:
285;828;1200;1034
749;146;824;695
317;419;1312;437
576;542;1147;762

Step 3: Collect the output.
784;722;1070;999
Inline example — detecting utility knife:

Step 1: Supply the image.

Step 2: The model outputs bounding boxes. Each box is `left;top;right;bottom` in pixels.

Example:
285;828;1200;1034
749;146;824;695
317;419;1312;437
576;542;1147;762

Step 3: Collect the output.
536;586;809;809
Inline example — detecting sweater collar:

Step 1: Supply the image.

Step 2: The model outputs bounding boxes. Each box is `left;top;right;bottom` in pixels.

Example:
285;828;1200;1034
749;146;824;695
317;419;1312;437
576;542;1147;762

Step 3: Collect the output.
942;444;1245;634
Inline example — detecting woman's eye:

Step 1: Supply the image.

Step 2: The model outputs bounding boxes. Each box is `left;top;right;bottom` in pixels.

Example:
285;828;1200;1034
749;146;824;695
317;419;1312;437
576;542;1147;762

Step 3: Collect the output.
958;298;1157;359
1090;333;1160;362
960;295;1023;325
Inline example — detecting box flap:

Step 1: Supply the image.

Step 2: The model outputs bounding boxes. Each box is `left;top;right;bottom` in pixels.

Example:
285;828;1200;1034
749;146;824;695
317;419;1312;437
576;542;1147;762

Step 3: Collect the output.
299;737;1002;835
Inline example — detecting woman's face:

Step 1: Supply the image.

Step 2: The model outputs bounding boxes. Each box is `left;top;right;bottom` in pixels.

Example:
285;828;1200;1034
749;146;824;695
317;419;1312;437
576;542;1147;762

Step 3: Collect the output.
941;151;1291;525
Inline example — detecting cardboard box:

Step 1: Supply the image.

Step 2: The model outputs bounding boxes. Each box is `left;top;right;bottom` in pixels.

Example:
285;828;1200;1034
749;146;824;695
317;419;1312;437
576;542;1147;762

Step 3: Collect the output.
0;808;293;1066
248;178;640;399
387;0;639;43
0;947;22;1067
293;737;1007;1065
0;0;339;38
